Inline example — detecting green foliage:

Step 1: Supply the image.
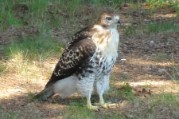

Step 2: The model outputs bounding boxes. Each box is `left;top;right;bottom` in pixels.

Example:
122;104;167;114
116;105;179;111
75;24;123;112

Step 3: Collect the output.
149;93;179;106
119;83;134;100
124;25;137;36
0;112;18;119
147;0;169;4
146;0;179;13
89;0;118;7
48;13;62;28
146;93;179;118
5;35;63;61
147;22;179;33
173;2;179;14
1;0;178;32
89;0;137;6
0;0;61;30
146;0;174;6
110;82;134;101
29;0;49;14
0;0;22;30
63;0;82;16
64;106;96;119
151;53;169;62
0;63;6;74
167;66;179;80
65;104;125;119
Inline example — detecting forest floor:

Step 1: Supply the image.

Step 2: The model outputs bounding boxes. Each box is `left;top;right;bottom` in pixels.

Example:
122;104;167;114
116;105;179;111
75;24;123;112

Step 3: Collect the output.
0;2;179;119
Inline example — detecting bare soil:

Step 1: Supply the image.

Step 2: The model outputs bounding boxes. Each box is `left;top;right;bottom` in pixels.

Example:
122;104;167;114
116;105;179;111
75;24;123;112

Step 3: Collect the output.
0;3;179;119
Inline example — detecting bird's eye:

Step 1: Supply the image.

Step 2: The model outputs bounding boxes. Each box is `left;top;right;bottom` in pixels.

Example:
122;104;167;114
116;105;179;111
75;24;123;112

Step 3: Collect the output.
106;17;112;21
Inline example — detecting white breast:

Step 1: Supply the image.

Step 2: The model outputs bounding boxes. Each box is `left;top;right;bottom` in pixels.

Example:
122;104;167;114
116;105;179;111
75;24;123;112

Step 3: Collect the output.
92;25;120;58
106;28;119;57
91;26;120;75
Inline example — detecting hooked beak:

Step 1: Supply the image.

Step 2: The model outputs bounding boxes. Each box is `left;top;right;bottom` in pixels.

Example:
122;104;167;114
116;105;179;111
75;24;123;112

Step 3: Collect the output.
113;15;120;26
117;20;121;25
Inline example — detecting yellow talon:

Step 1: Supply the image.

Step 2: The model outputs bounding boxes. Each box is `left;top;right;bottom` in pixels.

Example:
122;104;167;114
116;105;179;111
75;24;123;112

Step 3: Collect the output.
101;103;109;108
94;102;109;108
87;104;99;111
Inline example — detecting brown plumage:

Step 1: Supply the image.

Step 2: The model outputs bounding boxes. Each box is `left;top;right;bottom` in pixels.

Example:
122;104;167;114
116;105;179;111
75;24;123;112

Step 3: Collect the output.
35;12;120;110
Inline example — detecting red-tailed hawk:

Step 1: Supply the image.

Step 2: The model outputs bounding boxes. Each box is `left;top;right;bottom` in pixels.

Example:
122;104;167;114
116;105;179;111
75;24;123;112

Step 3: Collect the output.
36;12;120;110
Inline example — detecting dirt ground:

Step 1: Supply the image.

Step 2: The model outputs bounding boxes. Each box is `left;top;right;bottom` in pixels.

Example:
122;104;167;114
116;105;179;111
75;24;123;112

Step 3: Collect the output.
0;3;179;119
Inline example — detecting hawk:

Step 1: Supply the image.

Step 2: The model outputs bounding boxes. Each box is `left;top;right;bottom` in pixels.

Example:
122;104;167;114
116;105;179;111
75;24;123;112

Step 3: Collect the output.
36;12;120;110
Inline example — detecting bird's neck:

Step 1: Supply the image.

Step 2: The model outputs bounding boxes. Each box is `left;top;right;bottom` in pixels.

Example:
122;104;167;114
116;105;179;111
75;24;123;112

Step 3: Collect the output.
92;25;119;56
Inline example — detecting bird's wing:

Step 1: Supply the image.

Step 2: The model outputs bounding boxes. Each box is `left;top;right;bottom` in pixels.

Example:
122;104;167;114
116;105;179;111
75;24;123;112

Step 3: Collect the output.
45;27;96;87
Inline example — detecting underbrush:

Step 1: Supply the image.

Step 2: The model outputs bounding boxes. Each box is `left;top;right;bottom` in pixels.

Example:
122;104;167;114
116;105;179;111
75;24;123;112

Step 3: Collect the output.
4;35;63;61
0;0;179;119
147;22;179;33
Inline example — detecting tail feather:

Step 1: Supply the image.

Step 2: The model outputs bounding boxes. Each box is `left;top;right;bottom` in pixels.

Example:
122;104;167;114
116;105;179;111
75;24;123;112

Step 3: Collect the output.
35;86;54;101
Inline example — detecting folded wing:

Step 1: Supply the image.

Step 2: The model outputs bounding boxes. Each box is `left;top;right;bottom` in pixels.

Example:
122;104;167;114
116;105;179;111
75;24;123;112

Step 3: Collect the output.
45;27;96;87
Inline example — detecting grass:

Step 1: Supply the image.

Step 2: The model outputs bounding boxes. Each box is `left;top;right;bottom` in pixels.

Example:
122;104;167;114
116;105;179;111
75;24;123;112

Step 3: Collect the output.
0;0;179;119
1;0;179;31
124;25;139;37
0;0;22;30
1;35;63;79
124;21;179;37
166;66;179;80
65;106;125;119
146;0;179;10
117;83;135;101
0;0;59;31
151;53;169;62
151;53;179;80
147;22;179;33
174;2;179;14
0;112;18;119
64;106;96;119
0;63;6;75
147;93;179;117
154;93;179;104
1;32;63;77
148;93;178;108
4;35;63;61
64;95;126;119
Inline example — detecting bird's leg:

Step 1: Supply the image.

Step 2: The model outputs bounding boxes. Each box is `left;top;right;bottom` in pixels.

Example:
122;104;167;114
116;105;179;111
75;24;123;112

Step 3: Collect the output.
95;75;110;108
87;93;99;111
99;94;107;107
94;86;109;108
96;93;108;108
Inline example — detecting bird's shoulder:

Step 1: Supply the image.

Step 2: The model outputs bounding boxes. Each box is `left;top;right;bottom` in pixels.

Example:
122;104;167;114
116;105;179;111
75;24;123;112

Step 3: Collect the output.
45;25;97;87
67;26;95;48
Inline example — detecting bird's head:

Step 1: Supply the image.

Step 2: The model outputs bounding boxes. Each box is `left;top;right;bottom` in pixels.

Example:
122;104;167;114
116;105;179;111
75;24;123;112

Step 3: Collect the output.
96;12;120;28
